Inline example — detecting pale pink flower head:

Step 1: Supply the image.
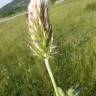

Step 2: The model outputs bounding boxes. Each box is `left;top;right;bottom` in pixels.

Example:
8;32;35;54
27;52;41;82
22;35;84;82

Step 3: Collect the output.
28;0;53;58
28;0;49;30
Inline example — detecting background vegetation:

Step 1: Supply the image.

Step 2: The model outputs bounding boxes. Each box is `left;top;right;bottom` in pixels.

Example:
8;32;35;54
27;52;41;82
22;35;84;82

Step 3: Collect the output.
0;0;96;96
0;0;30;18
0;0;56;18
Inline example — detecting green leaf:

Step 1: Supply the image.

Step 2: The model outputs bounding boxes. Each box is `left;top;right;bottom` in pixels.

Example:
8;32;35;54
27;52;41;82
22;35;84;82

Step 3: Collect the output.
57;87;65;96
67;87;80;96
67;88;76;96
54;87;65;96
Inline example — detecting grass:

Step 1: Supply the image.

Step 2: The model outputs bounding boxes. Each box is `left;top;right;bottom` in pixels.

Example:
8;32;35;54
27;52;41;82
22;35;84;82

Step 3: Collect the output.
0;0;96;96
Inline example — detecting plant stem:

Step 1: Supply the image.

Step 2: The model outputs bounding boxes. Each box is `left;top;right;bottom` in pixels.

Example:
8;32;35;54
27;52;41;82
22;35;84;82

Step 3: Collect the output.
44;58;59;96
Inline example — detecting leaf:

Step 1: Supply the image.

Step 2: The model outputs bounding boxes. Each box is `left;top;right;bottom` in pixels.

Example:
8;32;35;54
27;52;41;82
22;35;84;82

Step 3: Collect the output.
54;87;65;96
67;87;80;96
57;87;65;96
75;91;80;96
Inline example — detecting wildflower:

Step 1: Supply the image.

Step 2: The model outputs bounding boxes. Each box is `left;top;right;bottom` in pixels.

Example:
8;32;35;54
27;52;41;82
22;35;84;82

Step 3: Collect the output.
28;1;59;96
28;0;53;59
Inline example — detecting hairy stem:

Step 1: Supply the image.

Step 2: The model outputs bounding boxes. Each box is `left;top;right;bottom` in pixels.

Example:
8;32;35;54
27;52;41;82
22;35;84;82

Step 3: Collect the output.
44;58;59;96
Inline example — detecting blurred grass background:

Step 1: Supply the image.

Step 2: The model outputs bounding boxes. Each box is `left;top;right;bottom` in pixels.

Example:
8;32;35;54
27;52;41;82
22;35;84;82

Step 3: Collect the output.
0;0;96;95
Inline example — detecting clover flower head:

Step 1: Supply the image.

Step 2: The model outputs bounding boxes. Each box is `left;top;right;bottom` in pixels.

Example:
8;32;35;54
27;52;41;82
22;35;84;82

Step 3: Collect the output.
28;0;53;59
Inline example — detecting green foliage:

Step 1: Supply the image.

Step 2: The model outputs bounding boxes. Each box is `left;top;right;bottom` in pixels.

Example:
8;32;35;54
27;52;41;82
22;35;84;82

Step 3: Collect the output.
57;87;65;96
85;2;96;11
67;87;80;96
54;87;80;96
0;0;96;96
0;11;15;18
50;0;57;4
0;0;29;18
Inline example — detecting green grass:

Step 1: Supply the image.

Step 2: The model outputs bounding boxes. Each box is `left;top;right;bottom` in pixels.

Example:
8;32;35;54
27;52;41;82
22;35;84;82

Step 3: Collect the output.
0;0;96;96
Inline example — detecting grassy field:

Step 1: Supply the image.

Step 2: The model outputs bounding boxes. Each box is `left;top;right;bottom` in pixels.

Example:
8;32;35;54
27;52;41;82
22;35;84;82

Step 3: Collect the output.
0;0;96;96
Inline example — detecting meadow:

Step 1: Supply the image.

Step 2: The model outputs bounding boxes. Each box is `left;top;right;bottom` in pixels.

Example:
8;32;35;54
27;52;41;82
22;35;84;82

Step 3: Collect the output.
0;0;96;96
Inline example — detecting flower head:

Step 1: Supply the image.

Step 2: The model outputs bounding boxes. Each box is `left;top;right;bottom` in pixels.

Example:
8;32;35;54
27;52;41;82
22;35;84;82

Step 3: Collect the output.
28;0;53;59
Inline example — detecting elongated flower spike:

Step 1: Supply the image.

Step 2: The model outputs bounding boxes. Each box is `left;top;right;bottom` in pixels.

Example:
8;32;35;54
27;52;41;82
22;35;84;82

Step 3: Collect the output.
28;0;53;59
28;1;59;96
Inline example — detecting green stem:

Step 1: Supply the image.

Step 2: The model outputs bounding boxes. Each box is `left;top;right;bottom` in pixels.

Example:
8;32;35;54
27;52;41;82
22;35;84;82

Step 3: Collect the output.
44;58;59;96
